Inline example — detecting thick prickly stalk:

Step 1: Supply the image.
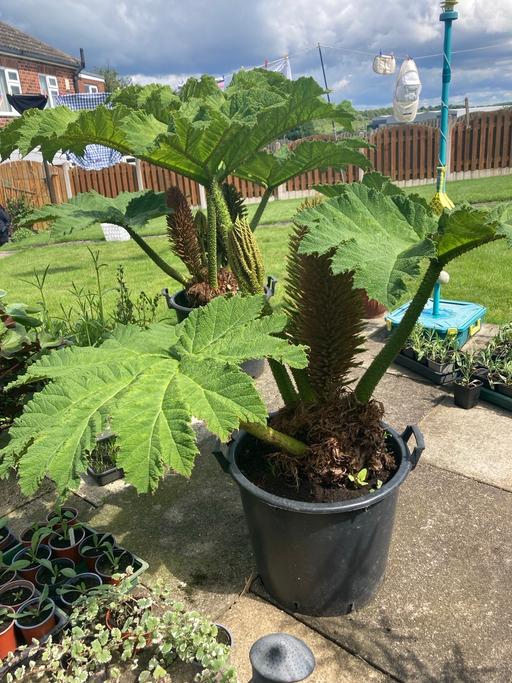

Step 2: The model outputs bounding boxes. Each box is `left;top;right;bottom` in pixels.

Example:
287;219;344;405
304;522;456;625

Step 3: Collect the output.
227;217;265;294
211;181;232;244
205;186;218;289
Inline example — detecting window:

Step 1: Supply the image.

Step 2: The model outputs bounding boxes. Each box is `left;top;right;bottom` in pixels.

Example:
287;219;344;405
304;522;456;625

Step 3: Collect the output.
84;84;99;94
0;68;22;114
38;74;59;107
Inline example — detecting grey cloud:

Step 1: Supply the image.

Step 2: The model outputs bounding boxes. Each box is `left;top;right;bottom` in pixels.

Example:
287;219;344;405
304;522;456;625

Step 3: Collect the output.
0;0;510;106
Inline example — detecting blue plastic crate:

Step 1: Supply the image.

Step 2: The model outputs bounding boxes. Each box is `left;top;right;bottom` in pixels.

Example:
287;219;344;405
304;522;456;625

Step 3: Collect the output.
385;298;487;348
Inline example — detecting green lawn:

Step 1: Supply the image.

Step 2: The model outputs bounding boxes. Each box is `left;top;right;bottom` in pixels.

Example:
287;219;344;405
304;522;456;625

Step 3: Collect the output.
1;219;511;324
2;174;511;325
4;174;511;252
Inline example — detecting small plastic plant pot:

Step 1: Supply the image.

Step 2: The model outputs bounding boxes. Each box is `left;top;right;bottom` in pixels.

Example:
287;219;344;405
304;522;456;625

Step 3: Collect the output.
0;580;36;609
95;548;135;585
0;526;17;552
35;558;75;598
46;507;79;528
0;608;17;660
105;600;152;650
454;380;482;410
0;568;17;589
49;526;86;563
20;523;51;547
15;597;56;644
57;573;102;608
78;533;115;572
13;544;52;584
214;623;233;647
427;358;454;374
495;383;512;398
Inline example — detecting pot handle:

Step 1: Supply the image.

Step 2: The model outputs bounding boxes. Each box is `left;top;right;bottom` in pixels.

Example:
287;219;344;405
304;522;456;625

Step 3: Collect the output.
401;425;424;469
264;276;278;300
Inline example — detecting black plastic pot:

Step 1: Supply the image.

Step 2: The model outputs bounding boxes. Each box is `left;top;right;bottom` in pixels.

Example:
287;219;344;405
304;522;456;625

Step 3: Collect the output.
218;424;424;617
400;346;416;360
427;358;454;374
87;465;125;486
162;277;277;380
495;383;512;398
453;380;482;410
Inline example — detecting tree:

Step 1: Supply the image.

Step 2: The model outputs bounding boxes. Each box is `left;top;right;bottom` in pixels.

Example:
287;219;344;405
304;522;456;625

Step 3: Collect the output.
96;65;132;92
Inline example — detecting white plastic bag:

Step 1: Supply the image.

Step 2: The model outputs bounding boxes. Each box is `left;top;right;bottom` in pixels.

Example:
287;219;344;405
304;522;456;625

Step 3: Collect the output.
101;223;131;242
373;54;396;75
393;59;422;123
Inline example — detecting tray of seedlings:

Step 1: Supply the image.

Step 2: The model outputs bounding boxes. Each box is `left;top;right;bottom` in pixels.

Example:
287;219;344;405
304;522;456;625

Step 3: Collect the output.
396;325;459;386
0;507;148;676
87;431;125;487
472;323;512;412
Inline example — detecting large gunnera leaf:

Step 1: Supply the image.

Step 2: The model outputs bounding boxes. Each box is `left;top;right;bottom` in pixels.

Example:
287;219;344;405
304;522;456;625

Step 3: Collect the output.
295;183;438;307
0;296;307;496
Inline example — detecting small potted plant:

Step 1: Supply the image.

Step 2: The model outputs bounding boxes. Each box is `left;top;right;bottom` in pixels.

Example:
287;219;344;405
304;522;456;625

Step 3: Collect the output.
46;505;79;528
19;521;52;547
35;558;76;598
426;335;456;374
0;606;16;660
79;532;116;572
57;574;103;608
401;324;422;360
0;517;17;552
95;543;135;585
12;532;52;583
494;361;512;398
14;585;57;643
48;519;86;563
0;550;31;589
87;433;124;486
453;351;483;410
0;579;35;609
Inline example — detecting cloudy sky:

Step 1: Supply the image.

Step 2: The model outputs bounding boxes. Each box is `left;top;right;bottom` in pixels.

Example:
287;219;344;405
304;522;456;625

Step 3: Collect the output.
1;0;511;109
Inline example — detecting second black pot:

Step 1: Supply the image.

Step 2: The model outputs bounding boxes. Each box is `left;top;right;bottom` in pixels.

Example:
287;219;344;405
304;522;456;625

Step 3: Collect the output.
219;424;424;616
453;380;482;409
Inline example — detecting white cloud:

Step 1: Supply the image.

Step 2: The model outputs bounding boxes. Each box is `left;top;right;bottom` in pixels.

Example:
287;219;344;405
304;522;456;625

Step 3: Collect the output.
0;0;510;106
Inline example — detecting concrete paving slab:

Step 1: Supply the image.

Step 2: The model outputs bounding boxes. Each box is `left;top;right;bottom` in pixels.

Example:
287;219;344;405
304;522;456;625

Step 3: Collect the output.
419;400;512;491
220;594;391;683
253;463;512;683
83;435;253;620
0;473;55;517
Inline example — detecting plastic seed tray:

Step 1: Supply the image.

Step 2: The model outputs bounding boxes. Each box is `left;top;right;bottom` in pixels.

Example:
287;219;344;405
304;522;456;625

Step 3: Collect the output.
480;386;512;412
0;525;148;675
393;352;458;386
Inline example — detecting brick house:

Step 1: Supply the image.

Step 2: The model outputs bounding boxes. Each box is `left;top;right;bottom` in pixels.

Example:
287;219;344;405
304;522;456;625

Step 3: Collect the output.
0;21;105;127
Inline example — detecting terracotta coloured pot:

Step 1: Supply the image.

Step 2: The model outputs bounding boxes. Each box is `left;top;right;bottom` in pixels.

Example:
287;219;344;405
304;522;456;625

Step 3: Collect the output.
78;533;115;572
0;610;17;660
359;291;387;319
13;545;52;584
49;527;86;563
15;598;56;644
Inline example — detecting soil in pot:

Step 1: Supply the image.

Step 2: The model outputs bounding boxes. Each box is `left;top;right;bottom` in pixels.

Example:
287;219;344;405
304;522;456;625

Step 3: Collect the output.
79;533;115;572
214;624;232;647
0;568;17;588
95;549;136;584
0;608;16;660
20;523;51;547
0;526;16;551
15;597;56;643
13;544;52;583
454;381;482;410
237;399;398;504
35;558;75;597
49;526;86;562
0;580;35;609
58;573;102;607
46;507;79;528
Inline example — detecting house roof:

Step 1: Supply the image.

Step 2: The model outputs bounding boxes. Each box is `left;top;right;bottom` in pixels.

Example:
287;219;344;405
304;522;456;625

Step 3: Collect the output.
0;21;80;69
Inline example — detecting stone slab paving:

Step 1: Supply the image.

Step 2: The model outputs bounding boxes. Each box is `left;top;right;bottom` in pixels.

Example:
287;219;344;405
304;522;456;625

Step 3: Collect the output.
420;400;512;491
253;462;512;683
219;594;392;682
83;435;254;620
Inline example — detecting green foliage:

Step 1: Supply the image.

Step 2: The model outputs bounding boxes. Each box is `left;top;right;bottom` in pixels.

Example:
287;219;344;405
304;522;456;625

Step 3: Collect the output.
296;183;438;308
1;295;307;495
0;69;364;190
